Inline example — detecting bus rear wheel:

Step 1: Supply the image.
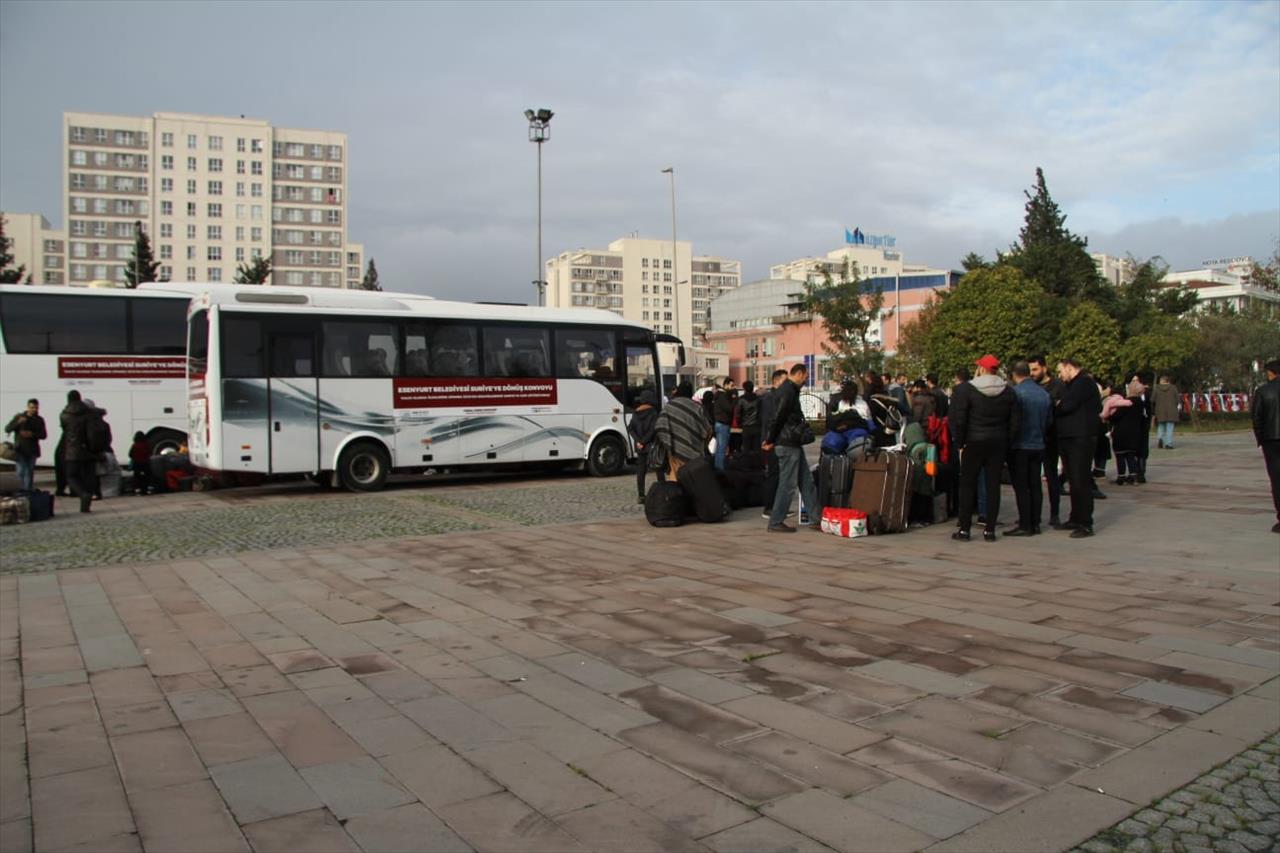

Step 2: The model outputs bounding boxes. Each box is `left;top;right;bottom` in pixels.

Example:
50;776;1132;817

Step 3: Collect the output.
147;428;186;456
586;434;626;477
337;442;390;492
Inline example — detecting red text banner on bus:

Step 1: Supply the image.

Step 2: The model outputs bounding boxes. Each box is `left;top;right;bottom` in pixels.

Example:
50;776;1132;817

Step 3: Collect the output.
58;356;187;379
393;377;558;409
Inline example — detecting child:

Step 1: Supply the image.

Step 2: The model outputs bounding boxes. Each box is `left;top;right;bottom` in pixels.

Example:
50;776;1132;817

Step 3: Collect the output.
129;431;152;495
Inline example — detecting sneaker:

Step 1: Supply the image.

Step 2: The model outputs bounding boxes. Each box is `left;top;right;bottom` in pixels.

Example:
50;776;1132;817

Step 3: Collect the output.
982;529;997;542
761;511;772;519
1003;527;1033;537
951;530;972;542
768;523;796;534
1069;526;1095;538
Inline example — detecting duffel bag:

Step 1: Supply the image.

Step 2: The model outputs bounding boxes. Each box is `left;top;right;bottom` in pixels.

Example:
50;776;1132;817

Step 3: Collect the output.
645;480;687;527
677;456;730;523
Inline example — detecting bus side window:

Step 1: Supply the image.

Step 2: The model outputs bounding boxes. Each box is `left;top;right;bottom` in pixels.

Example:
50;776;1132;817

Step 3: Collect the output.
222;316;264;377
484;326;549;378
323;321;397;378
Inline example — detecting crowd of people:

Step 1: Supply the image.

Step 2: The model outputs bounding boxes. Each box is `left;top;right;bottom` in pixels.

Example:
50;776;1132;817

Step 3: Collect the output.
634;355;1280;538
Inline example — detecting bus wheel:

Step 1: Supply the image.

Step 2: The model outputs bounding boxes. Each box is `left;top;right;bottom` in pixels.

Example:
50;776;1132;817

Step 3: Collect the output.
148;428;186;456
338;442;389;492
586;434;625;477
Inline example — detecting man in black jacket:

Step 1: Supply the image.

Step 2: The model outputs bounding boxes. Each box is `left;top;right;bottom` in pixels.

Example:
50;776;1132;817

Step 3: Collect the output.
949;355;1019;541
763;363;822;533
712;379;736;471
1055;358;1102;538
59;390;95;513
1252;359;1280;533
5;398;47;493
757;369;788;518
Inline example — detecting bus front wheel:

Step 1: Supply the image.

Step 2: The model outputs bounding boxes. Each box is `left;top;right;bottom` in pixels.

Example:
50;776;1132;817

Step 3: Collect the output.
586;434;626;477
148;428;186;456
337;442;390;492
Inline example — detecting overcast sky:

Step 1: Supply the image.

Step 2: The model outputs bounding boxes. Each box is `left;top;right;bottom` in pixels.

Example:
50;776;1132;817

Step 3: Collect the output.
1;0;1277;300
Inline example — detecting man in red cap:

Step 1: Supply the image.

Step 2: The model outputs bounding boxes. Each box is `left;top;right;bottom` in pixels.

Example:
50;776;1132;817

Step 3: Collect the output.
949;355;1018;541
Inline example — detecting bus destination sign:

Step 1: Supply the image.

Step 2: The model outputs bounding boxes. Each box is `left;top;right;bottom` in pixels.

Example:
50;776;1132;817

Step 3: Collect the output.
58;356;187;379
393;377;558;409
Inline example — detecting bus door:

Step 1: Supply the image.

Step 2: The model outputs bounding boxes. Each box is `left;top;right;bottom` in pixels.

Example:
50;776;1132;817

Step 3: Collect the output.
266;329;320;473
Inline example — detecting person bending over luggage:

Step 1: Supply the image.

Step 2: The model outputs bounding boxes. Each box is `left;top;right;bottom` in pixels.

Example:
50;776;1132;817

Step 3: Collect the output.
950;355;1019;542
909;380;935;424
827;381;871;434
129;431;153;496
763;363;823;534
628;391;660;504
654;382;711;481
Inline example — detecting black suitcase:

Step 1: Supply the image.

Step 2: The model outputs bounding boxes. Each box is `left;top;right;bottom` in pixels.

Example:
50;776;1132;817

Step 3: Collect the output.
21;490;54;522
818;453;854;509
725;449;766;473
716;469;767;509
677;456;730;523
645;480;687;527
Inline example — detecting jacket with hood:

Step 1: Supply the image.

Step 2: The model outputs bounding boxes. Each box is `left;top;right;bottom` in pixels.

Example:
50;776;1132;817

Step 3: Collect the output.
60;399;93;462
1152;381;1180;422
1056;371;1102;439
627;391;659;450
950;373;1019;448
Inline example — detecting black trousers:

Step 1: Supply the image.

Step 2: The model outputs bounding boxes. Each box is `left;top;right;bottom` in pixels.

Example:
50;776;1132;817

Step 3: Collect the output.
67;459;96;512
1094;433;1111;472
1263;440;1280;523
761;448;780;512
635;450;649;498
1010;448;1044;530
1043;436;1062;519
1059;435;1095;527
742;428;761;455
958;440;1006;532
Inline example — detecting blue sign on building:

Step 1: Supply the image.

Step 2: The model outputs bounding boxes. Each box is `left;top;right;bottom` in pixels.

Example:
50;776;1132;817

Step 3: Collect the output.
844;227;896;248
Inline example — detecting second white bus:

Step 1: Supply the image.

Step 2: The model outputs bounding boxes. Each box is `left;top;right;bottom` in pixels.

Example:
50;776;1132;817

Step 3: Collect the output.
187;286;671;490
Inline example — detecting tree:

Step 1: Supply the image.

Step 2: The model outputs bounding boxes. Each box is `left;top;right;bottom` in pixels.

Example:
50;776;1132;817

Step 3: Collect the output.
122;221;160;288
1004;167;1104;303
1186;305;1280;391
960;252;990;273
1056;302;1121;382
921;265;1041;380
234;255;272;285
890;292;941;379
1244;241;1279;292
1110;256;1196;338
361;258;381;291
0;216;27;284
1119;314;1196;379
802;258;888;381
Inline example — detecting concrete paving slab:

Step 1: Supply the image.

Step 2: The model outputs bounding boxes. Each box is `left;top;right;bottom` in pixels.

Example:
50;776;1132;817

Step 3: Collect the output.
923;784;1134;852
239;808;359;853
343;802;473;853
852;778;992;840
763;788;937;852
1121;679;1229;712
1072;726;1259;805
208;753;324;824
297;755;416;820
702;817;834;853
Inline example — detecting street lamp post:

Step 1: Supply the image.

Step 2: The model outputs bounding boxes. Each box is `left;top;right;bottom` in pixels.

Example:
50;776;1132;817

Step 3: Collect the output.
525;108;553;307
661;167;678;342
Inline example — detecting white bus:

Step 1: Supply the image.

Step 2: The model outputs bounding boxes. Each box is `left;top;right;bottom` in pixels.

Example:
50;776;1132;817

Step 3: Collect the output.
0;283;197;464
187;286;673;490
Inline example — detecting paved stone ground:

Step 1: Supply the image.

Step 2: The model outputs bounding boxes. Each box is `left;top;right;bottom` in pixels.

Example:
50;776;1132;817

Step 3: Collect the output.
0;430;1277;853
1072;733;1279;853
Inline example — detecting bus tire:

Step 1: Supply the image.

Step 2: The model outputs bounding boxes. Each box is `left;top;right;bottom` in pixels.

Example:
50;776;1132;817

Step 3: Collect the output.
586;434;626;477
147;428;186;456
337;442;390;492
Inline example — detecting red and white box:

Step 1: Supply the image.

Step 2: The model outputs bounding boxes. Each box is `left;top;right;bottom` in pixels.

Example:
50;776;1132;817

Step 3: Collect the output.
821;507;868;538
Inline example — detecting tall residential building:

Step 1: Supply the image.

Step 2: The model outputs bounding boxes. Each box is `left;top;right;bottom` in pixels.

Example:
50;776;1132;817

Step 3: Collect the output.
1091;253;1137;287
0;212;65;284
544;237;740;341
62;111;360;287
346;242;365;289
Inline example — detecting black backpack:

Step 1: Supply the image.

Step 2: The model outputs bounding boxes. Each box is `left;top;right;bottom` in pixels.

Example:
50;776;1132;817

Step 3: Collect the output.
644;480;687;527
86;412;112;455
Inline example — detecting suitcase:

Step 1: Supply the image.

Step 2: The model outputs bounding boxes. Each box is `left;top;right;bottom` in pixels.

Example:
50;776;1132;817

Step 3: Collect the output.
725;449;766;474
0;495;30;525
22;490;54;522
818;453;854;509
850;450;914;533
677;456;730;523
716;469;767;509
645;480;688;527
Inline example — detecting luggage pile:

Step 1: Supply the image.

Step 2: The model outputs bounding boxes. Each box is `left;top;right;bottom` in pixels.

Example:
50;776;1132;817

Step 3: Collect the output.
0;489;54;525
645;455;732;527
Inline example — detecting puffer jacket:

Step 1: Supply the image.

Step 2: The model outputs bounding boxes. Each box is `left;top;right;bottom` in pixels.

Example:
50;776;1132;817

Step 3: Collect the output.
950;374;1020;447
60;400;93;462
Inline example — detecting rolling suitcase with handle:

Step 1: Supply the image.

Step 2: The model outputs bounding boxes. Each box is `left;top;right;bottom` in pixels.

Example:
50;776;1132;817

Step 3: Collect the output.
818;453;854;509
850;449;914;533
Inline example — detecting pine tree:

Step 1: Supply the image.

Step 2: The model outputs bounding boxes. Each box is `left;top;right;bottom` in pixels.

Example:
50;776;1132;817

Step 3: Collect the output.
1005;167;1102;302
122;221;160;288
0;215;28;284
361;258;381;291
960;252;989;273
234;255;272;285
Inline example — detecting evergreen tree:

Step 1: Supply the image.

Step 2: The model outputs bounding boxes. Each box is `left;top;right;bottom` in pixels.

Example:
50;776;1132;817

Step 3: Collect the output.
122;221;160;288
802;258;888;380
361;259;381;291
1056;302;1121;382
920;265;1041;380
0;216;27;284
1005;167;1103;302
234;255;272;285
960;252;989;273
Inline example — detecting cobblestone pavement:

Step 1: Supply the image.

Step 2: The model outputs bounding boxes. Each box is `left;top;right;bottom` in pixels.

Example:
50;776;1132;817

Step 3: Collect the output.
0;430;1276;853
1073;734;1280;853
0;473;647;574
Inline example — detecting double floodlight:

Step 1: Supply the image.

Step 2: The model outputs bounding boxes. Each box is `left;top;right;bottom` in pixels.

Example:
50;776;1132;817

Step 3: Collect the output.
525;107;553;142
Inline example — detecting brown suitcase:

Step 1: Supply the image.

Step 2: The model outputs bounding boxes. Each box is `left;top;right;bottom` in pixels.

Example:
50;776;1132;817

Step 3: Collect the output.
850;450;914;533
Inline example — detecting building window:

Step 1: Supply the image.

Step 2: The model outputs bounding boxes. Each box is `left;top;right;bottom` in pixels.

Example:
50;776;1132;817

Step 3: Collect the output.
186;224;197;239
236;160;245;174
208;180;222;195
285;271;303;285
235;204;246;219
186;179;197;193
186;246;196;260
159;265;171;280
186;267;196;279
236;138;246;152
251;139;263;153
207;225;221;240
71;150;87;166
187;134;197;149
114;130;133;146
160;223;172;238
235;182;245;197
187;202;197;217
94;128;107;143
251;205;263;221
161;178;173;192
161;132;173;147
208;203;222;218
251;227;262;241
235;247;245;262
251;161;263;175
187;156;197;171
160;201;173;216
235;226;245;240
160;245;172;260
93;151;108;166
161;155;173;170
251;183;263;197
71;127;85;142
208;247;221;261
208;267;222;281
208;158;222;172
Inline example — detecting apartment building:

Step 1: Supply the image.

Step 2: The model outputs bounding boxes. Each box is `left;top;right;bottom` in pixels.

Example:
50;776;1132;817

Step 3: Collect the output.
1;212;65;284
346;242;365;289
544;237;740;342
62;111;359;287
1091;253;1137;287
1162;258;1279;315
